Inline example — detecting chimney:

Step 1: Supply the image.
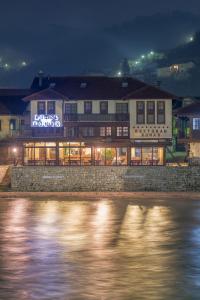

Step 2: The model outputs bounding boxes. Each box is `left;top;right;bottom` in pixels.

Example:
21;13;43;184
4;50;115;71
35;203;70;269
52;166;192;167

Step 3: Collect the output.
38;70;44;88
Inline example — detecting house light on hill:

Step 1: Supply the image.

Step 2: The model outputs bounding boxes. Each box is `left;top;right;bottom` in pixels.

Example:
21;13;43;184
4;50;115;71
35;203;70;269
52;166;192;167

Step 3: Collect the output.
117;71;122;77
21;61;27;67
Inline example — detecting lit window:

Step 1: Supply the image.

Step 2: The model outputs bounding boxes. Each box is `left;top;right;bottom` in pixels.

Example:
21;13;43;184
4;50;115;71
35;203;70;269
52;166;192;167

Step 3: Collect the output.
10;119;16;130
100;127;111;137
37;101;46;114
193;118;200;130
117;127;129;137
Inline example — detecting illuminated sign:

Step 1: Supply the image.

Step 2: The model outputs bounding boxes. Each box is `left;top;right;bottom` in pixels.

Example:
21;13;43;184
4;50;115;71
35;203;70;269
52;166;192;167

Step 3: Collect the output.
32;114;61;127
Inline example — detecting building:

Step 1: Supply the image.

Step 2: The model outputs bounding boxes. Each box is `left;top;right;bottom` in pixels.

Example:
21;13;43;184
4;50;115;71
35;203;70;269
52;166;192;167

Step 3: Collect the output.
15;75;174;166
157;62;195;78
175;102;200;164
0;89;30;163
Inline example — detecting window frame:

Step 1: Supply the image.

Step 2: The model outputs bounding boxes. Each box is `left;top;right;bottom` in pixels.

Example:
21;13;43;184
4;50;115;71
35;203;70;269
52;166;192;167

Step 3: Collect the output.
100;101;108;114
147;101;155;124
136;101;145;124
157;101;165;124
84;101;92;114
37;101;46;114
47;101;56;114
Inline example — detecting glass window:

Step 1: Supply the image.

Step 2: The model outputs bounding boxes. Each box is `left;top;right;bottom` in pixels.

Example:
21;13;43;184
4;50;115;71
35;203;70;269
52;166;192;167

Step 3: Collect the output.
193;118;200;130
116;148;127;165
47;101;55;114
105;148;116;165
116;127;129;137
147;101;155;124
69;148;81;165
131;147;164;166
66;127;79;138
116;103;128;113
84;101;92;114
131;148;142;165
136;101;145;124
157;101;165;124
37;101;46;114
59;147;70;165
81;148;92;165
46;148;56;165
65;103;77;114
0;120;2;131
94;148;105;165
100;127;111;137
100;101;108;114
82;127;94;137
24;148;34;165
10;119;16;130
34;148;46;165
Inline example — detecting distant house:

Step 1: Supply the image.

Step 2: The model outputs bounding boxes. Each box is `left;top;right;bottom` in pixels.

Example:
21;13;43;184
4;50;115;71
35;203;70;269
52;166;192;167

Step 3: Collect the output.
175;102;200;165
0;89;30;163
157;62;195;78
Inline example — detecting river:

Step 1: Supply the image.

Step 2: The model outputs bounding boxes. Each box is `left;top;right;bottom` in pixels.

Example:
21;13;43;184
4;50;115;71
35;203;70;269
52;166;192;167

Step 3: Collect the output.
0;196;200;299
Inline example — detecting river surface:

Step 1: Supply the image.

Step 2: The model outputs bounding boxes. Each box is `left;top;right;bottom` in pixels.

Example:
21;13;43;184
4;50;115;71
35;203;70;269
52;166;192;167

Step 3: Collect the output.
0;196;200;299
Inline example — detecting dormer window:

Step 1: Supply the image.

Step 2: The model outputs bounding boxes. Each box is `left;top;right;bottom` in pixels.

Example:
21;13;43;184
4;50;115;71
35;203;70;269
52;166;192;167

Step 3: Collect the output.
49;82;56;88
80;82;87;88
122;82;128;88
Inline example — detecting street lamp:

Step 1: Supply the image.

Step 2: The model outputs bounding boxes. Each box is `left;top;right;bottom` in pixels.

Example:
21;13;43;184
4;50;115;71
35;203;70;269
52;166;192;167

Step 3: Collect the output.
12;147;17;165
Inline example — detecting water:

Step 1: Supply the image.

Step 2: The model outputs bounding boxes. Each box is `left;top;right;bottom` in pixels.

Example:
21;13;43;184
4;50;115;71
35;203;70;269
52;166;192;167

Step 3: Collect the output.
0;197;200;299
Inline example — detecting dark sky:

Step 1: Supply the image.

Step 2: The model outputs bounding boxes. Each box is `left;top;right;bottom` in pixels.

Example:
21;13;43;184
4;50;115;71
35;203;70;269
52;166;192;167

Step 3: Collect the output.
0;0;200;87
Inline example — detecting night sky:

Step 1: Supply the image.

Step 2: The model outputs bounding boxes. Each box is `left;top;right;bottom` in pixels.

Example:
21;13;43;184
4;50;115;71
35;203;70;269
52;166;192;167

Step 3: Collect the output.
0;0;200;87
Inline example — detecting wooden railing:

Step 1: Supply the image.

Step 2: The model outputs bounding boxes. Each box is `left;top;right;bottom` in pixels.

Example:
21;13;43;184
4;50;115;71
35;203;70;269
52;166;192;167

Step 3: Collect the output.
64;113;129;122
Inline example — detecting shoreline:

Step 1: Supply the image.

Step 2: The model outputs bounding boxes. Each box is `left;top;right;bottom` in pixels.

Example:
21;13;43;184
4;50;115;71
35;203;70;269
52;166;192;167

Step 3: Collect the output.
0;191;200;200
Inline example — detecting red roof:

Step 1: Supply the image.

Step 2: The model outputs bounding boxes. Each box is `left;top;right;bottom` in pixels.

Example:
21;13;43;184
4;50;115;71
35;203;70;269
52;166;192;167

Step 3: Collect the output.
23;88;68;102
29;76;176;101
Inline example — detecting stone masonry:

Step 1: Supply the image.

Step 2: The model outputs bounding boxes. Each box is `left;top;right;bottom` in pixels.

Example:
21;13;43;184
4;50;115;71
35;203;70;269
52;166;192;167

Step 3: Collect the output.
11;166;200;192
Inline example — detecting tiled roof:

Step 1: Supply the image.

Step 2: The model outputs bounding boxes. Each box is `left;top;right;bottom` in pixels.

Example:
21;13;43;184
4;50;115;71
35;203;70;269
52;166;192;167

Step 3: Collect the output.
23;88;68;101
30;76;175;100
0;102;11;114
0;88;31;114
175;102;200;115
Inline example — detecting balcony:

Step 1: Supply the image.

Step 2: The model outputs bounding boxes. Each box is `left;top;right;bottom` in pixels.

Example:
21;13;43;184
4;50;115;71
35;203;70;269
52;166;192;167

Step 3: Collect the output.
64;113;129;122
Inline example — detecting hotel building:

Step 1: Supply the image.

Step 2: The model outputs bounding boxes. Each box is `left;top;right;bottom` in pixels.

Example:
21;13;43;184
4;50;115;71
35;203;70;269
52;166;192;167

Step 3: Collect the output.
17;76;174;166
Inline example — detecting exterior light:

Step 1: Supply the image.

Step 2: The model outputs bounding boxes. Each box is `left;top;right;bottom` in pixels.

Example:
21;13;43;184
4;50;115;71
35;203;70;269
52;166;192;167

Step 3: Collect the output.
189;36;194;42
4;63;9;69
141;55;145;59
150;51;154;55
12;148;17;153
117;71;122;77
135;61;140;65
21;61;27;67
97;148;101;152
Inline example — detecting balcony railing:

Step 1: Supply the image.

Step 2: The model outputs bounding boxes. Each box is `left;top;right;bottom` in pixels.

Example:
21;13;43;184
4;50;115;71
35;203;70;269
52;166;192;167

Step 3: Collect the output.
64;113;129;122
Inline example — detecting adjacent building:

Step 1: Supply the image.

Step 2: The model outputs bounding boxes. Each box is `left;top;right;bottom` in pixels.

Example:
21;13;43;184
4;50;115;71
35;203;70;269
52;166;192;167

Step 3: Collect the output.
16;76;174;166
175;102;200;164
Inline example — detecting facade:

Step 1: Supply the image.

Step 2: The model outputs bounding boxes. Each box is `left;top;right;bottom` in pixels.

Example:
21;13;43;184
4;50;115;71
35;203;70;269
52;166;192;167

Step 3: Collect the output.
16;76;174;166
175;102;200;163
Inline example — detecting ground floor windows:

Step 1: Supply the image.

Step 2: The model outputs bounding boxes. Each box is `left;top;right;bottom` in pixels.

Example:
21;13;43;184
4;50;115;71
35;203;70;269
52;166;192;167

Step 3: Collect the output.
23;142;165;166
131;147;164;165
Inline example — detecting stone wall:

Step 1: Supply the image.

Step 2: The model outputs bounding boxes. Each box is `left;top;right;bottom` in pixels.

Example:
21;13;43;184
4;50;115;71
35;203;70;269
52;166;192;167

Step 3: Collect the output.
11;166;200;192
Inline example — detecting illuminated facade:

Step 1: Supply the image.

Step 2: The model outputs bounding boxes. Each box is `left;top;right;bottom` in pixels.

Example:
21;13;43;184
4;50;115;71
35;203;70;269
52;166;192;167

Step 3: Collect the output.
18;76;174;166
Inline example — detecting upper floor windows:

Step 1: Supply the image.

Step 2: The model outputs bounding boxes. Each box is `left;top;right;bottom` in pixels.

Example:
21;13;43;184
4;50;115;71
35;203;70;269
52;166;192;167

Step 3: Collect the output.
65;103;77;114
157;101;165;124
84;101;92;114
116;103;128;114
193;118;200;130
116;126;129;137
147;101;155;124
82;127;94;137
136;101;145;124
47;101;55;114
100;127;111;137
100;101;108;114
37;101;45;114
37;101;56;115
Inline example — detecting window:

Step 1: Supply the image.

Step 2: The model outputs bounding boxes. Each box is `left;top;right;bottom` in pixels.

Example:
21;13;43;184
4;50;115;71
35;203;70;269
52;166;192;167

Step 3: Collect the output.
47;101;55;114
157;101;165;124
80;82;87;88
82;127;94;137
84;101;92;114
0;120;1;131
193;118;200;130
100;101;108;114
65;103;77;114
66;127;79;137
37;101;46;114
116;126;129;137
100;127;112;137
136;101;145;124
10;119;16;130
116;103;128;114
147;101;155;124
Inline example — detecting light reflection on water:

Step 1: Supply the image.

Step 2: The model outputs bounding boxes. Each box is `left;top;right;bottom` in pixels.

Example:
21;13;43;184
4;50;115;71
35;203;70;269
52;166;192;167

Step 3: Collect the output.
0;198;200;299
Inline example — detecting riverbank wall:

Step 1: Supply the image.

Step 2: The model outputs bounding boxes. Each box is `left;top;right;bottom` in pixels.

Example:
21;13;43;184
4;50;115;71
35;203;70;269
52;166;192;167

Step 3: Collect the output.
11;166;200;192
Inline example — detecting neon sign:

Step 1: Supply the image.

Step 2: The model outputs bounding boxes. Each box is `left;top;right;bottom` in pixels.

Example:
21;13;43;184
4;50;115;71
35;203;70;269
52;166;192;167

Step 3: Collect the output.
32;114;61;127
